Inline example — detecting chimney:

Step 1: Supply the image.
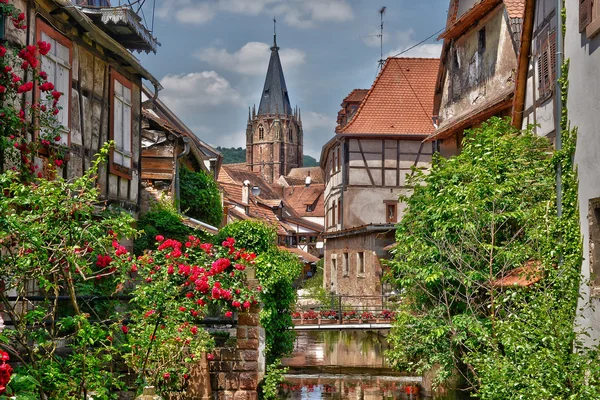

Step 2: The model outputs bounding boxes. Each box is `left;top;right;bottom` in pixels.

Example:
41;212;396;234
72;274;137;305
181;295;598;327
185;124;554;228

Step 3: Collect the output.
305;170;312;187
242;180;250;205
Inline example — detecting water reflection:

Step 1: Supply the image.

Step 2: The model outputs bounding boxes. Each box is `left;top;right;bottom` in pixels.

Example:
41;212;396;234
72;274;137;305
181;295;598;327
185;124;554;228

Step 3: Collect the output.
280;330;463;400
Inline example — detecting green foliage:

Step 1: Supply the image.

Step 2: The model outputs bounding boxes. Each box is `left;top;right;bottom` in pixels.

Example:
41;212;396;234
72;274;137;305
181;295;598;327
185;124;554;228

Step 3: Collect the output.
256;249;302;362
302;155;319;167
301;259;329;306
257;360;287;400
0;144;136;399
179;166;223;227
215;220;277;255
216;221;301;362
216;146;247;164
387;118;558;387
134;198;196;255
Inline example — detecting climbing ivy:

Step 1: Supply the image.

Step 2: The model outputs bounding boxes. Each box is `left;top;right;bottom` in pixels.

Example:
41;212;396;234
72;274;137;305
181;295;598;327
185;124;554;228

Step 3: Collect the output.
179;166;223;227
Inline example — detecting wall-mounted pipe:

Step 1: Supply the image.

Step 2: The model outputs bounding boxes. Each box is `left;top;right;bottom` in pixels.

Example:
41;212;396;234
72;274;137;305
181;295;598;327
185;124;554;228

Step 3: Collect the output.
175;137;190;213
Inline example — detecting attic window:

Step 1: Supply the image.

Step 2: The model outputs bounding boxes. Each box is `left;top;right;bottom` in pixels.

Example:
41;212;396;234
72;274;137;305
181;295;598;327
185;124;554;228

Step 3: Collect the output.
306;204;314;212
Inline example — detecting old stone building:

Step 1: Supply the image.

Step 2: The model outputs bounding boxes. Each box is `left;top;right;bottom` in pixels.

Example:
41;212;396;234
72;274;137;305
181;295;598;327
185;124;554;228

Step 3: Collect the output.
321;57;439;305
4;0;161;217
427;0;525;156
246;32;303;184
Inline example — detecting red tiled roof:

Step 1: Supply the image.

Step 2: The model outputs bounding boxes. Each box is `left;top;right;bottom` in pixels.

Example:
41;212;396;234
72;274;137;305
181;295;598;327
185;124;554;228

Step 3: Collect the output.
491;261;542;288
343;89;369;104
218;165;282;200
338;58;438;136
283;184;325;218
286;167;325;184
503;0;525;18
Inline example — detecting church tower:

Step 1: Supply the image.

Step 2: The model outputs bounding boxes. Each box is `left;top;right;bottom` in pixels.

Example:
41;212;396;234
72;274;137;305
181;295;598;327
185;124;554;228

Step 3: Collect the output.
246;23;303;184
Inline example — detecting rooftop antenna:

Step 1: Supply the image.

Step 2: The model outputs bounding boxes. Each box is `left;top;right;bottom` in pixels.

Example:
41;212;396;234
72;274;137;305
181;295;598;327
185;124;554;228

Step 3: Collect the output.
378;6;387;70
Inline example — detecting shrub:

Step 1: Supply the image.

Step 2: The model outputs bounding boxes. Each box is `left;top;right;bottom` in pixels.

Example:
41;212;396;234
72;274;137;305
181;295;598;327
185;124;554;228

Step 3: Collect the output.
179;166;222;227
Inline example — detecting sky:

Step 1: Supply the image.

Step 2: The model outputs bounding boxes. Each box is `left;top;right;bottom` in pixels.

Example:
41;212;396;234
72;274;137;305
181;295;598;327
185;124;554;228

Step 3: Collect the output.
136;0;450;159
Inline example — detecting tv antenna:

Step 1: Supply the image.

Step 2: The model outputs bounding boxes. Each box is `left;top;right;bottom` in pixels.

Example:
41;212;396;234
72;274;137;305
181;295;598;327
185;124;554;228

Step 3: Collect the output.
378;6;387;70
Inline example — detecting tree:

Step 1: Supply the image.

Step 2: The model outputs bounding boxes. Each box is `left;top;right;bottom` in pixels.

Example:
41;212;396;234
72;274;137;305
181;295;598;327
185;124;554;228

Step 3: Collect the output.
387;118;596;397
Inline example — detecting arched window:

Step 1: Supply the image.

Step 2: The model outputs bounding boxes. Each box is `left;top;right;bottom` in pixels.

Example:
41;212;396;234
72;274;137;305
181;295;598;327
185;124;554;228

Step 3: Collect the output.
259;125;264;140
288;127;293;142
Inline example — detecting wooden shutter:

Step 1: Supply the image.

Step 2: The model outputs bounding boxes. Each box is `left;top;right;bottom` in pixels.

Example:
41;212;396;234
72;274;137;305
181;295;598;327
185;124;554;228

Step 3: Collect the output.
537;33;550;98
549;30;557;84
580;0;593;32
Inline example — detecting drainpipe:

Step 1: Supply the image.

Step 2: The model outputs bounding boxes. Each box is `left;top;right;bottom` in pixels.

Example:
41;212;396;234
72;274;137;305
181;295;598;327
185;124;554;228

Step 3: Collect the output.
175;137;190;213
512;0;537;129
340;139;346;230
555;0;563;217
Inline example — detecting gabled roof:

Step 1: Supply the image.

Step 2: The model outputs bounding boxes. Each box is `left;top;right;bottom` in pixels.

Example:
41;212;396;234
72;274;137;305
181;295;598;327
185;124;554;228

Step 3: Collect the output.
286;167;325;184
218;164;283;200
257;35;293;116
283;185;325;218
338;57;438;136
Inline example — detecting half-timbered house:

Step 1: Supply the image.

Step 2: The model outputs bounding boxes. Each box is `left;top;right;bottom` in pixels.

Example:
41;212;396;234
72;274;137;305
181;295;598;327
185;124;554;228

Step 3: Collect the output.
320;57;438;304
4;0;161;218
427;0;525;156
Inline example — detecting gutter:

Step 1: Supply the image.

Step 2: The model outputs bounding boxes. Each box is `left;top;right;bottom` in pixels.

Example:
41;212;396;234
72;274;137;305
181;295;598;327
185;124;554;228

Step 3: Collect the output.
184;217;219;235
322;224;396;239
52;0;163;90
555;0;563;217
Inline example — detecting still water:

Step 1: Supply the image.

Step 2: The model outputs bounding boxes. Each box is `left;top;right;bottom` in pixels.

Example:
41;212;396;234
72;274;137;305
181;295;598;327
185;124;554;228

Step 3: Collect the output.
279;330;464;399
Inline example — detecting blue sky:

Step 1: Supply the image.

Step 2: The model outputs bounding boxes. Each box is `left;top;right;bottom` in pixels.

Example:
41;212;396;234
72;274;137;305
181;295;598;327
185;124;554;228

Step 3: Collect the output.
137;0;449;158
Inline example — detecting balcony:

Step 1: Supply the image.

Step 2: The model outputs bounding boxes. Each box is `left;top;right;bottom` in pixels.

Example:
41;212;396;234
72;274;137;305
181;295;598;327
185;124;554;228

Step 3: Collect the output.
73;0;159;53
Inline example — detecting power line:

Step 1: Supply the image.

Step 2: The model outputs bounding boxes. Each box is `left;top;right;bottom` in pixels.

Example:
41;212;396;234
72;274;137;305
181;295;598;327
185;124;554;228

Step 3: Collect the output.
389;27;445;58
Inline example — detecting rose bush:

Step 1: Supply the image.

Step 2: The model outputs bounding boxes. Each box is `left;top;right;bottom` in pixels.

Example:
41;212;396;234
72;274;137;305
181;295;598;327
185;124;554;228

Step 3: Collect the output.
117;235;259;393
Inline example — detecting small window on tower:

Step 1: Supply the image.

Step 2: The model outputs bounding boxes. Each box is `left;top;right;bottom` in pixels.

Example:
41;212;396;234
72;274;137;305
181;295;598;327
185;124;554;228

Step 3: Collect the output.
259;125;264;140
288;128;293;142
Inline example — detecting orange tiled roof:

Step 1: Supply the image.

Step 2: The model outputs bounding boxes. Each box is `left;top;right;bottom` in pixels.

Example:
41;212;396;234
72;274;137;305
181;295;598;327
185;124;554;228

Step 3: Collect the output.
286;167;325;184
491;261;542;288
503;0;525;18
278;246;320;263
283;184;325;218
338;57;438;136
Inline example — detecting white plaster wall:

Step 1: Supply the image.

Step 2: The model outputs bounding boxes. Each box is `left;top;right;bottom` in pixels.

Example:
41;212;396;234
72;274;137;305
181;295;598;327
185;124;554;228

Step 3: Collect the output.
565;0;600;347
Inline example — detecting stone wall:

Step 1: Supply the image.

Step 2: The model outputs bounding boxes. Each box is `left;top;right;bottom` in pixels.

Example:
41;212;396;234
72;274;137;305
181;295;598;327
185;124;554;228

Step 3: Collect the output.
207;307;264;400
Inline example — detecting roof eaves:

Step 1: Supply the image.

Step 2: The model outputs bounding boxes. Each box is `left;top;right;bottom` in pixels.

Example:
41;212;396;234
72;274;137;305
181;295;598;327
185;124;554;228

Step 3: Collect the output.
438;0;503;41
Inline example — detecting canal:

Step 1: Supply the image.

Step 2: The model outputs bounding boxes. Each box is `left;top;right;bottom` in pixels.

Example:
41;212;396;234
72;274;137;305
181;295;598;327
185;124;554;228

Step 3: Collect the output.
279;330;466;399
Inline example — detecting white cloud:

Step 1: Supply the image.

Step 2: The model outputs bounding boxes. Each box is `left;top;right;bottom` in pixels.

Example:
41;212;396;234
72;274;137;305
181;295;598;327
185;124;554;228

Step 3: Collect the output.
383;29;442;59
195;42;306;76
159;71;243;115
302;111;335;132
157;0;353;28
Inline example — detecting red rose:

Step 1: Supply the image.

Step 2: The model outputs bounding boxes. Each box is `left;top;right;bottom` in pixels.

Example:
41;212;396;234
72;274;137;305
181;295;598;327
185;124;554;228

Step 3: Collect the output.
17;81;33;93
51;91;61;100
179;306;186;312
0;46;5;57
156;235;164;242
207;353;214;360
243;301;251;309
225;311;233;318
0;85;5;94
54;159;63;167
163;373;170;380
38;40;51;56
39;71;48;80
190;326;198;335
39;81;54;92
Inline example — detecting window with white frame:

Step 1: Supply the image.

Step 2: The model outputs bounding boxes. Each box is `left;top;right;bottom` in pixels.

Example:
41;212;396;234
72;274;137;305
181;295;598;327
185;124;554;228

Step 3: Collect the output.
38;19;71;145
111;72;133;174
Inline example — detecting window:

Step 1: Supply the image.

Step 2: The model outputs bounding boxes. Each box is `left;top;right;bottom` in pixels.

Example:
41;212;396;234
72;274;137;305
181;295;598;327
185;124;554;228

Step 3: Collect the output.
336;146;341;172
589;198;600;295
536;28;557;100
385;202;397;223
580;0;600;38
259;125;264;140
357;252;365;276
338;199;342;225
478;27;486;54
331;256;337;293
343;253;349;277
332;148;338;173
332;201;337;225
299;236;307;244
37;19;72;145
306;204;314;212
288;127;293;142
110;70;133;177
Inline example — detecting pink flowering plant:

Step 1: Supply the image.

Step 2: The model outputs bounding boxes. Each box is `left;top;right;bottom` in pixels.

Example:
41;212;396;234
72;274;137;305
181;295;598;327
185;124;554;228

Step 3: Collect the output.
0;2;67;181
118;235;259;393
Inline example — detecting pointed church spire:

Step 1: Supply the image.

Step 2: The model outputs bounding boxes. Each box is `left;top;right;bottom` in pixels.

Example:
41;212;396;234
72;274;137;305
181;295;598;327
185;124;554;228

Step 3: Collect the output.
258;20;292;116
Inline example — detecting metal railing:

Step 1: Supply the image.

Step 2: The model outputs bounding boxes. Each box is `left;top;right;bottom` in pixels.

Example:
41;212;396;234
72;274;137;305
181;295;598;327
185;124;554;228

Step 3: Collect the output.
294;294;397;325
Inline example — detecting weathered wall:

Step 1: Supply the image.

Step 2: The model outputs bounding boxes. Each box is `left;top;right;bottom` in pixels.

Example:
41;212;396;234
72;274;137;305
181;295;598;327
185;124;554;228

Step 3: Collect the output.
323;231;394;305
438;5;518;128
565;0;600;347
6;1;143;214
